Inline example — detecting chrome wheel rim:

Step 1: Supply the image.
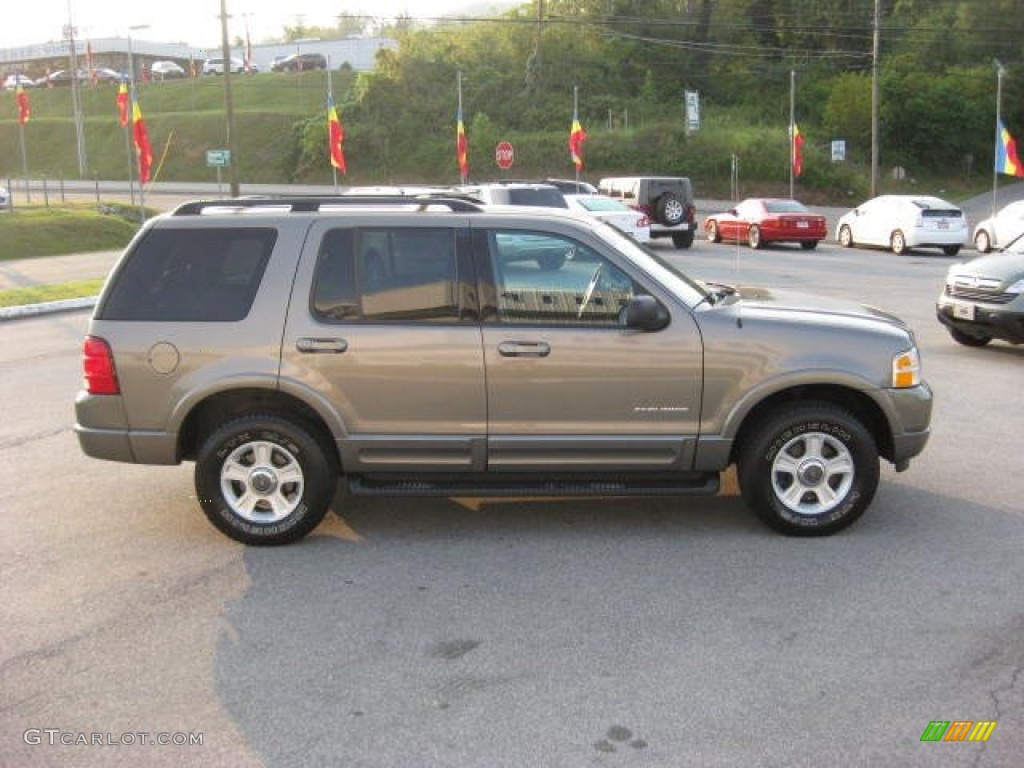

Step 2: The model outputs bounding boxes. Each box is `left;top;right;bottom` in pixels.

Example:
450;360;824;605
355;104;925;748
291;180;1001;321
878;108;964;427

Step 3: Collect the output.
664;199;683;221
220;440;304;523
771;431;854;516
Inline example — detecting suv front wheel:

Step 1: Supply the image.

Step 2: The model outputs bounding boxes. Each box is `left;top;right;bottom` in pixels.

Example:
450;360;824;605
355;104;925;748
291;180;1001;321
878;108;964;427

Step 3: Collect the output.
195;414;337;545
737;402;879;536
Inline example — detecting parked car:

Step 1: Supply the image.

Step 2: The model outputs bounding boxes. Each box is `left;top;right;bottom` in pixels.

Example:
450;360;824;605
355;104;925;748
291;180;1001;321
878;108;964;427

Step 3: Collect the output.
3;73;33;90
565;193;651;242
972;199;1024;253
271;52;327;71
150;60;186;80
90;68;125;83
836;194;968;256
34;69;84;87
0;185;11;211
935;239;1024;346
704;198;827;250
457;182;568;208
74;194;931;545
505;178;598;194
202;57;244;75
597;176;697;248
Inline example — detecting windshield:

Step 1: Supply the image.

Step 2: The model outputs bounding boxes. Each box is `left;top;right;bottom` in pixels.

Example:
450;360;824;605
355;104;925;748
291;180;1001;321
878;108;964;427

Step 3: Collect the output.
590;223;710;305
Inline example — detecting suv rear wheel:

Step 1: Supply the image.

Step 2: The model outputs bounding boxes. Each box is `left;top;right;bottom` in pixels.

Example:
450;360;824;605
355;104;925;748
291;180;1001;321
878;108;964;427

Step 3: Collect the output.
655;194;685;226
737;402;879;536
195;414;336;545
672;231;694;249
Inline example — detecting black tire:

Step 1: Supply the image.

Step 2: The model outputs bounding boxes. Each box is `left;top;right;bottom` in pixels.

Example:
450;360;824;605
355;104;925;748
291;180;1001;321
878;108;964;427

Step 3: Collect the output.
195;414;336;545
672;230;694;249
800;240;819;250
748;225;763;249
655;193;685;226
948;327;991;347
706;220;721;243
974;230;992;253
838;224;854;248
737;402;879;536
891;230;907;255
942;245;961;256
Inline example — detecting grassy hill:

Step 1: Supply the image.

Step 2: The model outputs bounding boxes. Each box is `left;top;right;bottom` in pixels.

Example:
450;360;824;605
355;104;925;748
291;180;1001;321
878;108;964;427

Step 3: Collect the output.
0;71;983;203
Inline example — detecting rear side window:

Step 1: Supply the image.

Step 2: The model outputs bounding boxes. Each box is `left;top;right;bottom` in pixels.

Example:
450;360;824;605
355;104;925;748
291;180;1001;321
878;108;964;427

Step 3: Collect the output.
312;227;467;322
99;227;275;321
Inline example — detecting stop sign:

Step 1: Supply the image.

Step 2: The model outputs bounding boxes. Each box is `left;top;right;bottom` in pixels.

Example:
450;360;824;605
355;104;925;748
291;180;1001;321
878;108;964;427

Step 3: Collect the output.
495;141;514;170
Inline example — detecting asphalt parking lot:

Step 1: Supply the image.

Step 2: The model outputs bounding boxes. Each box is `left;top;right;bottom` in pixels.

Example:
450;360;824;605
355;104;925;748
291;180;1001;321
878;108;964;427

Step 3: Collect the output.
1;232;1022;768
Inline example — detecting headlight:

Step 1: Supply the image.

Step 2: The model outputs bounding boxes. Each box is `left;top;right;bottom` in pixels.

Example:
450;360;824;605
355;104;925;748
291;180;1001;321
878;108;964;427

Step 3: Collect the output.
945;264;963;288
1006;278;1024;293
892;347;921;388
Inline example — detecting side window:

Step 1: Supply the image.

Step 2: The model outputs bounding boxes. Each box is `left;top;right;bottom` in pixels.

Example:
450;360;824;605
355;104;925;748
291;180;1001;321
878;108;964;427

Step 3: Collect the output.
312;227;462;323
488;230;637;326
99;227;276;322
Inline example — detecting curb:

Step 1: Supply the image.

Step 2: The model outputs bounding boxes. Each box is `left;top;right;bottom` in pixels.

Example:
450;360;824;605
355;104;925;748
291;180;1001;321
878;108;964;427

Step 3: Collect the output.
0;296;97;321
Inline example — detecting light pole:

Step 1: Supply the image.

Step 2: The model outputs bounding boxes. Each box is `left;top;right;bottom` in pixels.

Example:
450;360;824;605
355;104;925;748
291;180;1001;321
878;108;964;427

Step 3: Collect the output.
220;0;240;197
65;0;88;177
992;60;1005;222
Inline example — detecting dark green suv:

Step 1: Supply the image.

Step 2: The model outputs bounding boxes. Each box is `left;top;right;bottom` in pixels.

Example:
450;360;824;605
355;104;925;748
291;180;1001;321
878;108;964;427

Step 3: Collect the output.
75;195;931;545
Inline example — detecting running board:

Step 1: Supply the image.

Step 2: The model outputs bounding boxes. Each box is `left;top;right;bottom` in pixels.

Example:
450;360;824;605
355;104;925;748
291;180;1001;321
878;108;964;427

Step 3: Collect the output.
348;472;720;497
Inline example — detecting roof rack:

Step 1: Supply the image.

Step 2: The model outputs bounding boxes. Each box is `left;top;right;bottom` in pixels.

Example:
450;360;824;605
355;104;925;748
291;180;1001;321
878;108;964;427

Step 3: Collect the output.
172;195;483;216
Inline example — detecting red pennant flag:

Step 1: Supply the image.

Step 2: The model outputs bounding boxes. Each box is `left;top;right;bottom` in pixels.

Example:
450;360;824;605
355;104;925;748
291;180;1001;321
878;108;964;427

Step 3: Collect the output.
16;84;30;124
456;108;469;180
132;98;154;183
569;110;587;170
116;82;129;127
328;99;346;173
792;123;804;178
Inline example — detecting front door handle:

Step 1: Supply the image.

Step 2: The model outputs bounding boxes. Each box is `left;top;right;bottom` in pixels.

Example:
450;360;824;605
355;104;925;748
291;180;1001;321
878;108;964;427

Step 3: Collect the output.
498;341;551;358
296;337;348;354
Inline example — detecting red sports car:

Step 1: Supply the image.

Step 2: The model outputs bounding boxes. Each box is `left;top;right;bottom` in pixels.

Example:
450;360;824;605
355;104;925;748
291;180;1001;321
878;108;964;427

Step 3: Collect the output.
704;198;827;250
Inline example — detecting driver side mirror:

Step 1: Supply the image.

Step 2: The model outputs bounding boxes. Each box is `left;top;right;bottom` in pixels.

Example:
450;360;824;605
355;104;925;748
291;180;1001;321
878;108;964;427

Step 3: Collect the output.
620;295;669;331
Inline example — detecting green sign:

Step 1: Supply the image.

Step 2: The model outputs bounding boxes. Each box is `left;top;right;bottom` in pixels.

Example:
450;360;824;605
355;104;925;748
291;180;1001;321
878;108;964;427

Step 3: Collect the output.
206;149;231;167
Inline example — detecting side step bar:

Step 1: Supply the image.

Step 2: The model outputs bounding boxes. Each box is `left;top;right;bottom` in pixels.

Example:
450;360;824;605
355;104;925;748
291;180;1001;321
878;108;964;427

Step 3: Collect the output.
348;472;720;497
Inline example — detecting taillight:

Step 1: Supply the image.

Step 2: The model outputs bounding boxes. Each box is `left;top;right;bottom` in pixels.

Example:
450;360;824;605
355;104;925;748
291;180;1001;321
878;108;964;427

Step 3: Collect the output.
637;215;651;227
637;203;653;217
82;336;120;395
685;204;697;223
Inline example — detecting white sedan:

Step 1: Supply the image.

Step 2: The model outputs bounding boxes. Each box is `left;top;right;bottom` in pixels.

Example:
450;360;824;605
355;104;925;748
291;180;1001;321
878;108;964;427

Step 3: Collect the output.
836;194;967;256
564;194;651;243
972;199;1024;253
0;185;10;211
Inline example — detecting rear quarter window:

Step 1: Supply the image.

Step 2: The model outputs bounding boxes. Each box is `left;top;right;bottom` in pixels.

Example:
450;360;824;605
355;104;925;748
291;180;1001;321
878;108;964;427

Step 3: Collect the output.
98;227;276;321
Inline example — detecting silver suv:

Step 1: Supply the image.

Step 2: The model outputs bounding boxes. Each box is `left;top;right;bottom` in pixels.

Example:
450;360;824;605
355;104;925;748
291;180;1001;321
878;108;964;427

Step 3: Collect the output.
75;195;932;545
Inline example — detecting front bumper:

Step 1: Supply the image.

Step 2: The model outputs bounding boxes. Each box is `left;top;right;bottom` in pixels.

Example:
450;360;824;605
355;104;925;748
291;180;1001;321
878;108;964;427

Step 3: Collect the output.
936;300;1024;344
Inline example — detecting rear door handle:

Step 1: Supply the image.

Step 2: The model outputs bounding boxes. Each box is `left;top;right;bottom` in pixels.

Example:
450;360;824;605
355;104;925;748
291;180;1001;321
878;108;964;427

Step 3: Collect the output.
498;341;551;358
296;337;348;354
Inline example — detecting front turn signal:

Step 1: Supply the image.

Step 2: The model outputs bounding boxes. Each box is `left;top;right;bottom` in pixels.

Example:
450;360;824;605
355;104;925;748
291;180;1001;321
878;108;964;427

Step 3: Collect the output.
892;348;921;388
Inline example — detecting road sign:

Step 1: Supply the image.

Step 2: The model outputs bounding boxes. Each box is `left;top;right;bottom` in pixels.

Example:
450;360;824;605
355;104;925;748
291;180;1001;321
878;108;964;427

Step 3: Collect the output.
206;149;231;168
495;141;514;170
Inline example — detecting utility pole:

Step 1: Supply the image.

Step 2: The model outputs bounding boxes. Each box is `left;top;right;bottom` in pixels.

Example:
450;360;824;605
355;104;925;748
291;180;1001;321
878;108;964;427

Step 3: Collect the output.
220;0;240;197
870;0;880;197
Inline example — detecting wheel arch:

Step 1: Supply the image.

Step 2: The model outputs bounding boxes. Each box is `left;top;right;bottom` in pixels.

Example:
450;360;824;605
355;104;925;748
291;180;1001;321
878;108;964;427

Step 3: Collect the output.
177;387;341;470
726;384;895;466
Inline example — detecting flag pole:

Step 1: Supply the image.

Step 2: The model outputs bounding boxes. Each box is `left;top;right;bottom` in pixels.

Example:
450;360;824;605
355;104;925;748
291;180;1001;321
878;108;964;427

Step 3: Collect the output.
789;70;795;198
573;84;579;186
18;120;30;203
993;60;1004;222
328;55;337;192
458;71;465;184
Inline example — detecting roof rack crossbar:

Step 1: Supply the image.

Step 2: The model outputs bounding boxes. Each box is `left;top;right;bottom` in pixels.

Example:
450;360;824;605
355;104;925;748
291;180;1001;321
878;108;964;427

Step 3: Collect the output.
172;195;483;216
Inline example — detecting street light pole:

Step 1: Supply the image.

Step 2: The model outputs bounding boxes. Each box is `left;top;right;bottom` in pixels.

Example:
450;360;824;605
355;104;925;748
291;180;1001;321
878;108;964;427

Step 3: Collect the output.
65;0;88;177
992;60;1005;222
220;0;241;197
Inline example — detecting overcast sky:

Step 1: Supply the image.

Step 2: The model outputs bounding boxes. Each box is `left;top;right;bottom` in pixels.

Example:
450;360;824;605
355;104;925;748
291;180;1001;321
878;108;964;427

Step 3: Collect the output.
0;1;519;49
